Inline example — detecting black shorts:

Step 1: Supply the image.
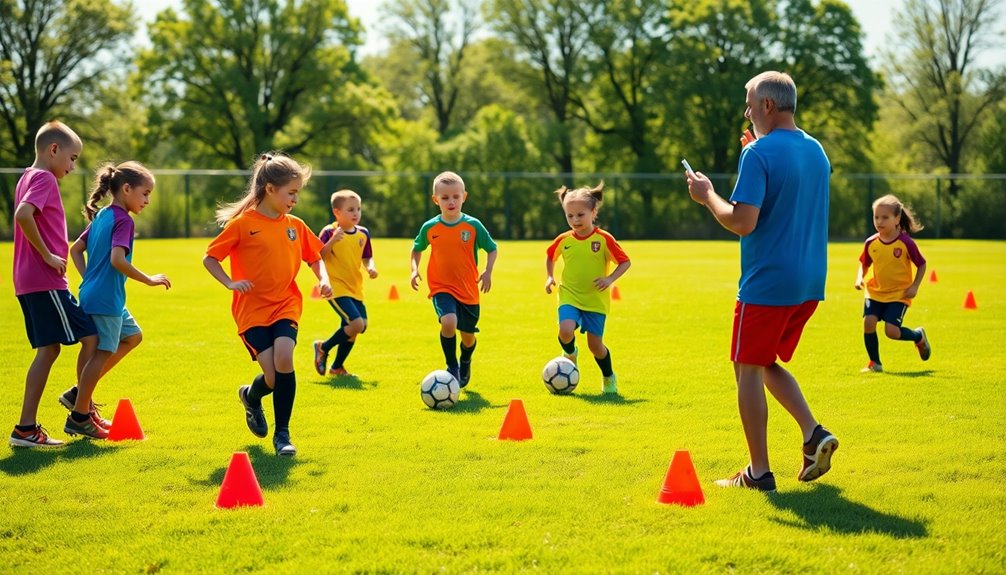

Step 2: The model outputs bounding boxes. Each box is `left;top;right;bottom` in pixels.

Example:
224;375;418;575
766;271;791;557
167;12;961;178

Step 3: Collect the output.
863;299;909;326
432;292;480;334
17;290;97;348
239;319;299;360
328;296;368;332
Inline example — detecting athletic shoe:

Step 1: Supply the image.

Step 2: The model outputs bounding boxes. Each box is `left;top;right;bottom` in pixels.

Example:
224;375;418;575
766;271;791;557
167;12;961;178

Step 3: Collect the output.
9;424;64;448
602;373;618;394
328;367;354;377
714;466;777;492
447;365;461;383
238;385;268;438
915;327;931;361
563;347;578;366
58;387;112;428
312;340;328;376
799;424;839;482
458;359;471;388
860;361;883;373
273;430;296;457
64;414;109;439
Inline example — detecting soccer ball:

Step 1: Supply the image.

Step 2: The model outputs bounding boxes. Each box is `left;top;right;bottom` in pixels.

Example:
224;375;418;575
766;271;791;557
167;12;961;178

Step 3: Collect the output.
542;357;579;395
420;369;460;409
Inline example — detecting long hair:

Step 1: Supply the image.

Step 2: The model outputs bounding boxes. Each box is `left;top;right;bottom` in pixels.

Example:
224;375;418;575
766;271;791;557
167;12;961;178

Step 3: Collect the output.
555;181;604;209
215;152;312;226
873;194;924;235
83;161;154;221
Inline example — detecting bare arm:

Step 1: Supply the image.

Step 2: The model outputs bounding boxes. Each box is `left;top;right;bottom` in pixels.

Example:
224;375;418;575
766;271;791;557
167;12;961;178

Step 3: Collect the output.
203;254;252;293
545;256;556;293
854;263;867;290
319;227;344;259
309;259;333;299
686;172;760;236
410;250;423;290
111;247;171;289
595;260;631;290
363;257;378;279
903;262;926;299
479;249;498;293
69;238;87;278
14;202;65;275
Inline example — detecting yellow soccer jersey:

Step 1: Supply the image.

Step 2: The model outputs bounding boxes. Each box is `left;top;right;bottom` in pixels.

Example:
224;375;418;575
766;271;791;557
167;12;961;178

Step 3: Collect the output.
860;232;926;304
319;225;373;300
546;227;629;314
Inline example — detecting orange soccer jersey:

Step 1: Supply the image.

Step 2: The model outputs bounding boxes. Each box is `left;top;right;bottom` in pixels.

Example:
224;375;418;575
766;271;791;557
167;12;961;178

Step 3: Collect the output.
412;214;497;305
206;209;323;334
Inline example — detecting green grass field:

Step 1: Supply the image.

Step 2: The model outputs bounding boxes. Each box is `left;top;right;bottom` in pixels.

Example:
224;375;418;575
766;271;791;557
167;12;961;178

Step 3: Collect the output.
0;238;1004;574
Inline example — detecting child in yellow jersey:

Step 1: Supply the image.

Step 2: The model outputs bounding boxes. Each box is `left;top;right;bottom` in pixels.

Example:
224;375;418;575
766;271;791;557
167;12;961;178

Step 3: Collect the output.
545;182;630;394
204;153;332;456
312;189;378;377
855;194;932;373
411;171;498;388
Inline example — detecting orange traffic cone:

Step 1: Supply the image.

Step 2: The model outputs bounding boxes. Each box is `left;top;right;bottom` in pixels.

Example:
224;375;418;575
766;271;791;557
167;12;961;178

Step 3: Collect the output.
107;399;145;441
497;399;533;441
216;452;264;509
929;270;938;283
611;285;621;300
388;285;400;300
657;450;704;506
310;285;322;299
964;291;977;309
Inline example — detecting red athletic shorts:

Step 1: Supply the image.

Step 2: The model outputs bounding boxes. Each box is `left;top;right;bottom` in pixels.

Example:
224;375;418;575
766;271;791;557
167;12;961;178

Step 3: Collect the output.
731;300;819;366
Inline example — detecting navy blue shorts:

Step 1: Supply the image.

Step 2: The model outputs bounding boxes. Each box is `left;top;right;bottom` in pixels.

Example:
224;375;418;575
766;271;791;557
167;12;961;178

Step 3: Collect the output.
17;290;97;348
863;299;908;326
328;297;367;332
240;319;299;360
432;293;479;334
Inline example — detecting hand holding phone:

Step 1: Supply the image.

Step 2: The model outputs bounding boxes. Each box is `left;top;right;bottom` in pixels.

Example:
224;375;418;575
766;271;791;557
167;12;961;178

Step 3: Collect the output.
681;159;696;176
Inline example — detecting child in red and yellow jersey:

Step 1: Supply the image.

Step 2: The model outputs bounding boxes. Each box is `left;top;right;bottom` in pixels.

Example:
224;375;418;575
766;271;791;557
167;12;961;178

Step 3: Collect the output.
855;194;931;373
545;182;630;394
410;171;498;388
204;153;332;456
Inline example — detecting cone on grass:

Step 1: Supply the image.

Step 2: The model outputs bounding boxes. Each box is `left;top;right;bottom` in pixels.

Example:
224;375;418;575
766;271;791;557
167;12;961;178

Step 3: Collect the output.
611;285;621;300
497;399;533;441
388;285;400;300
216;452;264;509
964;291;977;309
107;398;145;441
929;270;938;283
657;450;704;506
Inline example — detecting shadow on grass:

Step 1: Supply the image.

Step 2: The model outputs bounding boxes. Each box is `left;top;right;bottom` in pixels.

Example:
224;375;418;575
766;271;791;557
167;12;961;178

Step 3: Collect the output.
314;374;378;391
0;439;111;476
446;390;493;414
882;369;936;378
768;483;928;539
193;445;297;490
569;393;648;406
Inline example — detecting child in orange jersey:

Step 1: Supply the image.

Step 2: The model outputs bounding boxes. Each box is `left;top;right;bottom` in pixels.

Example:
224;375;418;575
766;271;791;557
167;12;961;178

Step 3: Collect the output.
855;194;931;373
410;171;498;388
203;153;332;456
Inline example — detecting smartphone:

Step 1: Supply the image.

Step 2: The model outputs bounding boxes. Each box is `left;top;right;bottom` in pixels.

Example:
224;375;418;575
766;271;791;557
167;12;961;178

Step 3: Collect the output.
681;159;695;176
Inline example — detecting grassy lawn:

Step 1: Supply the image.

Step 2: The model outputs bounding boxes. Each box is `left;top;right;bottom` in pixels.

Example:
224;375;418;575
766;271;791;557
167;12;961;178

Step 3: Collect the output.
0;238;1003;574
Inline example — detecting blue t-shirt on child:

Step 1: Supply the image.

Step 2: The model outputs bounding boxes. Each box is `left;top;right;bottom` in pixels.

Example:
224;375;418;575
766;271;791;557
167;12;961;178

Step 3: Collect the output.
78;205;135;316
729;129;830;306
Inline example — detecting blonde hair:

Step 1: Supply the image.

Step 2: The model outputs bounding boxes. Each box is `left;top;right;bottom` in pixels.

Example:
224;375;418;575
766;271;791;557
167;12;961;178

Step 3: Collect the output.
555;181;604;209
215;152;312;226
35;121;81;153
432;171;465;194
331;189;361;210
873;194;923;235
84;161;154;221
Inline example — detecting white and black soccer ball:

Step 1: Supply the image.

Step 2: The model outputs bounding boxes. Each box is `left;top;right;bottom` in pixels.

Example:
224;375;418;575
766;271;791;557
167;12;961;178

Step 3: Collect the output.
420;369;461;409
542;357;579;395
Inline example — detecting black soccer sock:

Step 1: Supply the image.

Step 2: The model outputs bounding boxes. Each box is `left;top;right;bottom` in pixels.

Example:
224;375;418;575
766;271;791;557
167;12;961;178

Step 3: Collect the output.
441;334;458;368
594;348;613;377
558;336;576;355
322;328;351;353
864;332;880;363
272;371;296;432
460;341;476;363
332;341;355;369
15;424;38;432
247;374;273;406
70;411;90;423
899;327;922;342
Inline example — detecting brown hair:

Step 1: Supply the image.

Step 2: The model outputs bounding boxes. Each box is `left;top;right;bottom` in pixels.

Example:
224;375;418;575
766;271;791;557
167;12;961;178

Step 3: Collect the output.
35;121;81;153
330;189;361;210
873;194;924;234
555;181;604;210
83;161;154;221
215;152;312;225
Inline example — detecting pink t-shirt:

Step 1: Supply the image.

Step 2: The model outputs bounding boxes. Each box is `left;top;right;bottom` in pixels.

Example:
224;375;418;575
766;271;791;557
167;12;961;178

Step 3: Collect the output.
12;168;69;295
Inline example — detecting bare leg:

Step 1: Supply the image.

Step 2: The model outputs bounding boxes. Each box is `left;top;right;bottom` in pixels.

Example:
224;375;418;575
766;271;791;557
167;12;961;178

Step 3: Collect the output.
18;345;61;426
735;362;770;477
75;349;113;413
763;362;818;442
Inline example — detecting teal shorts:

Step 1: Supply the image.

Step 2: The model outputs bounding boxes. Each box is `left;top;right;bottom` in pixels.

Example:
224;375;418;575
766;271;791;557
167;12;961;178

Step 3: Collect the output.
92;308;142;352
558;304;606;336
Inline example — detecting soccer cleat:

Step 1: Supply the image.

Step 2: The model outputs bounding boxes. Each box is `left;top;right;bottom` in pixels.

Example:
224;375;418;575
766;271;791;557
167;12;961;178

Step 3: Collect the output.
860;361;883;373
714;466;777;492
273;430;296;457
799;424;839;482
312;340;328;376
458;359;471;388
915;327;931;361
238;386;268;438
447;365;461;383
9;424;64;448
328;366;354;377
58;387;111;428
563;347;578;366
602;373;618;394
63;414;109;439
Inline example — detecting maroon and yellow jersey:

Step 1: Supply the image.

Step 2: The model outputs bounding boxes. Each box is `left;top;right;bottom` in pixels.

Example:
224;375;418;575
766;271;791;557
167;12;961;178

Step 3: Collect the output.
206;209;323;333
412;214;497;305
860;232;926;304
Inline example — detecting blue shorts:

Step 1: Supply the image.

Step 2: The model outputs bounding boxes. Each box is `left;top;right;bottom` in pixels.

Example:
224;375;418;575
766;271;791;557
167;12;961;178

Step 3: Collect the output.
17;290;97;348
328;297;367;332
558;304;606;336
864;299;908;326
432;293;479;334
240;319;299;361
92;309;142;352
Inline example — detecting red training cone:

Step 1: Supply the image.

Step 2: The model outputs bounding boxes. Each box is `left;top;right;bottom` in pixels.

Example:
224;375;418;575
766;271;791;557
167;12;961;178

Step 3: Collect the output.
107;399;145;441
964;291;977;309
216;452;264;509
388;285;400;300
657;450;705;506
929;270;938;283
497;399;533;441
611;285;621;300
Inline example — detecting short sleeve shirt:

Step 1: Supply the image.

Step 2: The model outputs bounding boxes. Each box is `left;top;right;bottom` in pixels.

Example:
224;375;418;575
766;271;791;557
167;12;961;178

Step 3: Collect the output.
319;224;373;300
546;228;629;314
78;205;134;315
412;213;497;305
12;168;69;295
206;209;323;334
860;232;926;305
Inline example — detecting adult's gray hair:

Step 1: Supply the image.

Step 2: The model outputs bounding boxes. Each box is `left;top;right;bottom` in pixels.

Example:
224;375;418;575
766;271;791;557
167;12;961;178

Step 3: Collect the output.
746;71;797;113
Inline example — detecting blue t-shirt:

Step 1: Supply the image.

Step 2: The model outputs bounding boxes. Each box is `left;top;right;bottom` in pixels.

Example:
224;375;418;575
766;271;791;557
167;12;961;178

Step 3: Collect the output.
78;205;135;315
729;129;830;306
